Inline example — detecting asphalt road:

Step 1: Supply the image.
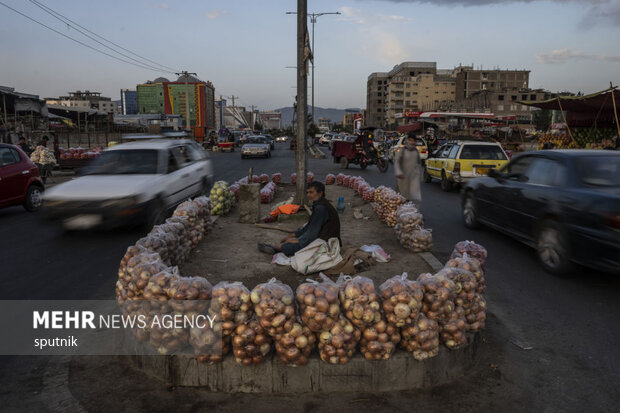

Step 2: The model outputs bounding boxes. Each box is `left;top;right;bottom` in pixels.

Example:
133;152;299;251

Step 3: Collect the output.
0;141;618;412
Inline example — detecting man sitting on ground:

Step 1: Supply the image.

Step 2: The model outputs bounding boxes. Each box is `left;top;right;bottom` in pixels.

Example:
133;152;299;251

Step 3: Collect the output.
258;181;341;257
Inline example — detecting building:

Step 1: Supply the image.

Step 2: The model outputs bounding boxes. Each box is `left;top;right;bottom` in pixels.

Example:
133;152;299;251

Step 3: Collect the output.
366;72;389;127
448;88;555;121
317;117;330;132
136;75;216;139
259;111;282;130
343;111;362;131
366;61;531;128
47;90;116;114
221;106;252;130
120;89;138;115
452;66;530;101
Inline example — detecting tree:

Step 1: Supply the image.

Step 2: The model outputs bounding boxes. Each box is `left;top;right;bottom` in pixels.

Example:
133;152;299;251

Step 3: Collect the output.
532;109;552;131
308;122;321;138
254;121;263;131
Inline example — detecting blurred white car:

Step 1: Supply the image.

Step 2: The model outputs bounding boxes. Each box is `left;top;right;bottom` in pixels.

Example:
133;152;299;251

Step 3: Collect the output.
276;136;288;142
44;139;213;229
241;136;271;159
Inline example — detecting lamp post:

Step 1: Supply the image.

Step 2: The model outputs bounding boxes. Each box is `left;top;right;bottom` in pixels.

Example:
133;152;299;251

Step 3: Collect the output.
286;11;340;123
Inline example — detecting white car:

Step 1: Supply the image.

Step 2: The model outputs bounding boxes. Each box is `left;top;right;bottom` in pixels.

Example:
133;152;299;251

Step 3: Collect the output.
44;139;214;229
241;136;271;159
319;133;333;146
388;136;429;162
276;136;288;142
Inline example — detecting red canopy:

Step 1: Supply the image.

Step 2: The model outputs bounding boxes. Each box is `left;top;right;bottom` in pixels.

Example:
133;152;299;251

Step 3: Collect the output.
396;122;422;133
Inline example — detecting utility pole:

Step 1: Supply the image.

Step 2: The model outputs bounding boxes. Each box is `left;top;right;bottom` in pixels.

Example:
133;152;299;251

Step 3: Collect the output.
295;0;308;204
176;71;197;133
228;95;239;108
287;10;340;123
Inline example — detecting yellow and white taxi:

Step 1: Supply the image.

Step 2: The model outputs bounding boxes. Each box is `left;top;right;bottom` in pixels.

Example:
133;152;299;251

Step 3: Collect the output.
424;141;509;191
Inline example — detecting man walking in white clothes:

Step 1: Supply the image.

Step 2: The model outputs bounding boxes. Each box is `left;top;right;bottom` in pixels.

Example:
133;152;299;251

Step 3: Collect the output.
394;133;422;204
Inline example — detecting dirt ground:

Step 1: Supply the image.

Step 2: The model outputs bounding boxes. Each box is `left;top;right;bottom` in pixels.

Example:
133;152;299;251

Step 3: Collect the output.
180;183;432;291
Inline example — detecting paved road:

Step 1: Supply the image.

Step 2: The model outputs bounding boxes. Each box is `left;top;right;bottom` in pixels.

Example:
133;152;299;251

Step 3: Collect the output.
0;141;618;411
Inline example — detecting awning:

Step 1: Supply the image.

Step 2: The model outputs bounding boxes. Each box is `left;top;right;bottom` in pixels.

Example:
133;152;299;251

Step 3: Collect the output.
520;87;619;113
396;122;422;133
419;112;495;119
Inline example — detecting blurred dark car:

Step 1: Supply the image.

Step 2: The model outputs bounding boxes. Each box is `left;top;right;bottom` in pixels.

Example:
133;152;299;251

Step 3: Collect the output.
0;143;45;212
461;150;620;275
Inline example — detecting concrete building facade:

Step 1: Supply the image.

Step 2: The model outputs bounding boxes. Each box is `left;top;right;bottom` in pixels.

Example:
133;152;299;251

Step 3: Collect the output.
46;90;116;114
448;88;554;121
259;111;282;130
366;72;389;127
120;89;138;115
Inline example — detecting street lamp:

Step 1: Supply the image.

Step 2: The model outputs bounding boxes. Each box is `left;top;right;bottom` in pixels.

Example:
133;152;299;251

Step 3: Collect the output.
286;11;340;123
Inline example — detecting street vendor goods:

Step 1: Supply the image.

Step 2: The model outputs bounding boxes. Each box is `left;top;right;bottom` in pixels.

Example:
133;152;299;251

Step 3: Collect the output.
400;313;440;360
192;332;231;364
232;318;272;365
444;253;485;294
30;146;56;164
318;315;361;364
417;273;456;324
360;318;400;360
439;305;468;350
209;281;253;336
210;181;235;216
296;275;341;332
379;273;423;327
251;278;296;337
274;322;317;366
338;275;382;328
325;174;336;185
451;240;488;268
260;182;277;204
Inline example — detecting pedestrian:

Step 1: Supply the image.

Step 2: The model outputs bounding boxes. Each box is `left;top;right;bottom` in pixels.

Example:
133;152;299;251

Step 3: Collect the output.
38;136;49;147
18;136;33;156
394;133;422;204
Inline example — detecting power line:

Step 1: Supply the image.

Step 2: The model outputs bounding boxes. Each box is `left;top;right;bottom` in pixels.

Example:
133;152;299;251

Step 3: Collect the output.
0;1;174;73
28;0;179;73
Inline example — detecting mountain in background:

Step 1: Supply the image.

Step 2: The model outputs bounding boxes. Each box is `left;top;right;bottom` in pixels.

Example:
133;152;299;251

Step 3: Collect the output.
274;106;362;127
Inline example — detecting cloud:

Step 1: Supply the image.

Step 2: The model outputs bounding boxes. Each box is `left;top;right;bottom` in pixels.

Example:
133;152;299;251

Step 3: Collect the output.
536;48;620;63
363;0;620;26
339;6;411;25
206;10;230;19
153;3;169;10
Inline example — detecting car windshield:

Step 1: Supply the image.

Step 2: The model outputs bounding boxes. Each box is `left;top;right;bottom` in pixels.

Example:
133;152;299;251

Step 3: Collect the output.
576;156;620;187
247;137;266;144
459;145;507;160
81;149;159;175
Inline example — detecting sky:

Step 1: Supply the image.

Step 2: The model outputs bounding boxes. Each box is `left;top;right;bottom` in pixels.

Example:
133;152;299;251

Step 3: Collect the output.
1;0;619;111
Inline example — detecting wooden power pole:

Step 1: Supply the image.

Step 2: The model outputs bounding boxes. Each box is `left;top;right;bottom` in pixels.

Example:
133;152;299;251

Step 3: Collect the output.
295;0;308;204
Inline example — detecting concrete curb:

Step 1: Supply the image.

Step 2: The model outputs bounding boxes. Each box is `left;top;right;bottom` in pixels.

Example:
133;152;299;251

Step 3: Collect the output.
38;357;88;413
419;252;445;273
130;333;481;393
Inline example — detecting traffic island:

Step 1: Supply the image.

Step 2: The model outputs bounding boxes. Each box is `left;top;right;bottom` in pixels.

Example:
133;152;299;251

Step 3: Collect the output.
129;332;481;392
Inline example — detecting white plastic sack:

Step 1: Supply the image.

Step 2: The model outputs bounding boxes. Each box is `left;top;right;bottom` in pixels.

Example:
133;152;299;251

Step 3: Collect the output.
360;244;391;263
291;238;343;275
271;253;291;266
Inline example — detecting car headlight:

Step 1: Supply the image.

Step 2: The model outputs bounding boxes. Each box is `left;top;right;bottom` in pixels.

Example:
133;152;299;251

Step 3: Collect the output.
102;196;138;209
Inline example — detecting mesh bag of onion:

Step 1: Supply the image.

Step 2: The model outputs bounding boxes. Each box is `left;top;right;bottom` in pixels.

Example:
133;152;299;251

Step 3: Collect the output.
167;276;212;313
325;174;336;185
173;201;203;247
450;240;488;268
444;252;485;294
338;275;382;328
336;173;346;185
149;224;182;266
400;313;440;360
464;293;487;332
191;333;230;364
259;174;270;183
417;273;456;324
379;273;423;327
318;315;361;365
260;182;277;204
439;305;468;350
209;281;253;337
271;173;282;184
362;186;376;202
274;322;316;366
291;173;296;184
232;318;272;366
360;318;401;360
251;278;296;337
164;217;192;263
136;232;171;266
127;251;169;298
296;274;341;332
149;310;190;355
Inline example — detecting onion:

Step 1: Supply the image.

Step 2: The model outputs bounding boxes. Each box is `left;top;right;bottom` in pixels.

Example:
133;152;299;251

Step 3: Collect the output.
318;316;361;365
232;318;272;365
296;276;341;333
339;276;381;328
275;322;316;366
251;279;296;337
209;281;253;337
360;318;400;360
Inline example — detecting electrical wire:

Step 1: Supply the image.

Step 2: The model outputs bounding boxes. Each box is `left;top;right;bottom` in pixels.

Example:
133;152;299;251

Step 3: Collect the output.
0;1;175;74
28;0;179;73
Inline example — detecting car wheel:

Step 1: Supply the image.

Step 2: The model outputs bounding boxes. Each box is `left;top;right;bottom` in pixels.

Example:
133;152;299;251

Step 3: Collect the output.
441;171;452;192
536;219;572;276
23;185;43;212
462;191;481;229
423;168;432;183
340;157;349;169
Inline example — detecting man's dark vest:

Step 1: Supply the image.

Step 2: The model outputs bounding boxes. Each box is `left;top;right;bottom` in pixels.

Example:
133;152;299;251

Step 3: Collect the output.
316;197;341;245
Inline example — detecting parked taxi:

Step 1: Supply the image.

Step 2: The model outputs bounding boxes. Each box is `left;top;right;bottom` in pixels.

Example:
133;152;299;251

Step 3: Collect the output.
424;141;509;191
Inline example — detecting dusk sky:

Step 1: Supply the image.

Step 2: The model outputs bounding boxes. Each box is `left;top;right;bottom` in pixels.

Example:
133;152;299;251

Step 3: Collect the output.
1;0;619;111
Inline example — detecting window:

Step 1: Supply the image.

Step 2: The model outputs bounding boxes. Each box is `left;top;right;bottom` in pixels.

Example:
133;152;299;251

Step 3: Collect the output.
0;148;19;166
448;145;460;159
525;158;563;186
576;156;620;187
186;143;206;161
504;156;534;175
497;105;504;111
438;145;452;158
378;108;382;112
405;92;411;97
377;100;382;104
459;145;507;160
378;80;382;85
530;94;537;101
521;94;527;100
413;92;418;95
170;146;192;169
498;95;504;101
410;71;415;76
511;95;517;101
377;92;382;97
